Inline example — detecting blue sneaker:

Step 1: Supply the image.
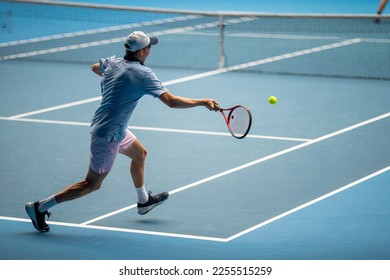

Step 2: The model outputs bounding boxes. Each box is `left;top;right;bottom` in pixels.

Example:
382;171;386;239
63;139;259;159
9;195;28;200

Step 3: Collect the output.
137;192;169;215
25;201;51;232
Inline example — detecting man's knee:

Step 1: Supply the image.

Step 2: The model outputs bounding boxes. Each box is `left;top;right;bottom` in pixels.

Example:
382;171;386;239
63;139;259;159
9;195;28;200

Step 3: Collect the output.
85;168;107;192
134;146;147;164
87;179;103;192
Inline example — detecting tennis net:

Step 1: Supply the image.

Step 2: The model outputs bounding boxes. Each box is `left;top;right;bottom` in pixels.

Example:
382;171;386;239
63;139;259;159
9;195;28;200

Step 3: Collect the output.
1;0;389;80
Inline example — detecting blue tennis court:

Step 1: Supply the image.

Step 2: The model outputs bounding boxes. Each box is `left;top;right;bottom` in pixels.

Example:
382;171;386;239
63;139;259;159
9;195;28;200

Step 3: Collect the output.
1;1;390;278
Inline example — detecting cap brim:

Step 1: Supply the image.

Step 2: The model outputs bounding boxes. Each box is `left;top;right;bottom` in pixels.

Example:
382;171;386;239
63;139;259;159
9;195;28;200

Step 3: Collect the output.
149;37;158;45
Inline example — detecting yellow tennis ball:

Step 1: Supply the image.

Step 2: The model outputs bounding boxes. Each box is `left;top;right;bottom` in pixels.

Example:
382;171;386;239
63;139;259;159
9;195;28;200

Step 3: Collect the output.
268;96;277;105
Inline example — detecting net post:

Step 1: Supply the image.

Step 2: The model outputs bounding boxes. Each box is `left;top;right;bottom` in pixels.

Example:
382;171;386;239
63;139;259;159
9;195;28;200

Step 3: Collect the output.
218;14;226;69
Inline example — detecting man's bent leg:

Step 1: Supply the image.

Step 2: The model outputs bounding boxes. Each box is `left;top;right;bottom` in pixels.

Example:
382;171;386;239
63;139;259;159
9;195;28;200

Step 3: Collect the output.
54;168;108;203
120;138;147;188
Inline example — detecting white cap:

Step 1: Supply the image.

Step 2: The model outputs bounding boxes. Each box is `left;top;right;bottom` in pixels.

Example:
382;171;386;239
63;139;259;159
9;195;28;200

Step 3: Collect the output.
124;31;158;52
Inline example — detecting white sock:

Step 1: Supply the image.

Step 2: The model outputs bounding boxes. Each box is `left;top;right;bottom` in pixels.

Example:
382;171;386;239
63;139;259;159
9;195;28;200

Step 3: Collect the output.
38;195;58;212
136;185;149;204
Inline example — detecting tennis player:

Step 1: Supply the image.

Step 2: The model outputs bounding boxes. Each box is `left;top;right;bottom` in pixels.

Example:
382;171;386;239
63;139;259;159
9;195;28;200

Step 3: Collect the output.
376;0;388;23
25;31;219;232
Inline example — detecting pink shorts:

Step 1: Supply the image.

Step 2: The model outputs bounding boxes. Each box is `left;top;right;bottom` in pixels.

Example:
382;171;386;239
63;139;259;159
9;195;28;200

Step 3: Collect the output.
89;130;136;174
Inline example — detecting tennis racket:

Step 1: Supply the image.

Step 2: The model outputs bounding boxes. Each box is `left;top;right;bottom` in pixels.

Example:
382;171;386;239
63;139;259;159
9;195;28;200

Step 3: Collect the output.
215;104;252;139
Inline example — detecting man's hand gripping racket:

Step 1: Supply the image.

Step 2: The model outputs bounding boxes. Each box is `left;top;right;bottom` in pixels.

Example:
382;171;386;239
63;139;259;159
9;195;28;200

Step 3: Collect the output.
215;103;252;139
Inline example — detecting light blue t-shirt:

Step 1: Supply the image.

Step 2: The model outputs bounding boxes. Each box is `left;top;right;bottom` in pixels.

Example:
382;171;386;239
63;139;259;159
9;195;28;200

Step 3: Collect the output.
91;56;167;142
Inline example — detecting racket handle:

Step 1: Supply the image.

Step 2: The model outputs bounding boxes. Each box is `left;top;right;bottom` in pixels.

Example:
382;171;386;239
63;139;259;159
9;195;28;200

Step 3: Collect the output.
214;103;222;111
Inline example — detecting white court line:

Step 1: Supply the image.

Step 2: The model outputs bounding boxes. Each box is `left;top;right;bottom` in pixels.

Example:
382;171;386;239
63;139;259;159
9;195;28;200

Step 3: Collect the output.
0;113;388;242
184;31;344;41
80;112;389;227
0;15;201;48
226;165;390;242
129;125;311;141
153;38;362;85
7;97;101;120
0;216;226;242
0;117;311;142
6;37;362;120
0;16;254;61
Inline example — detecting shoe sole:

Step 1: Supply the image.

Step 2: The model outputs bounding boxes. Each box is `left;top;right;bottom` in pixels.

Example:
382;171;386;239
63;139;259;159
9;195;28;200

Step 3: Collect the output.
25;203;49;232
137;197;168;215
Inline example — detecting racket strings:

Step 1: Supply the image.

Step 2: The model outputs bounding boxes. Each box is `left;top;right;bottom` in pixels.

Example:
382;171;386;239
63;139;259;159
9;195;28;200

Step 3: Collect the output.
228;106;251;138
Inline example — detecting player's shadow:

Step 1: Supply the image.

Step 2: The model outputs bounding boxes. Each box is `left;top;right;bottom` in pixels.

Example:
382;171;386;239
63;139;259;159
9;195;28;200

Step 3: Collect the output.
133;218;172;225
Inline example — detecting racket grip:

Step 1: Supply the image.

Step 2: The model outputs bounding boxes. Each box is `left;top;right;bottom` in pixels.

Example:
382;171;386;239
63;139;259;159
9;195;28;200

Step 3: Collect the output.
214;103;222;111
